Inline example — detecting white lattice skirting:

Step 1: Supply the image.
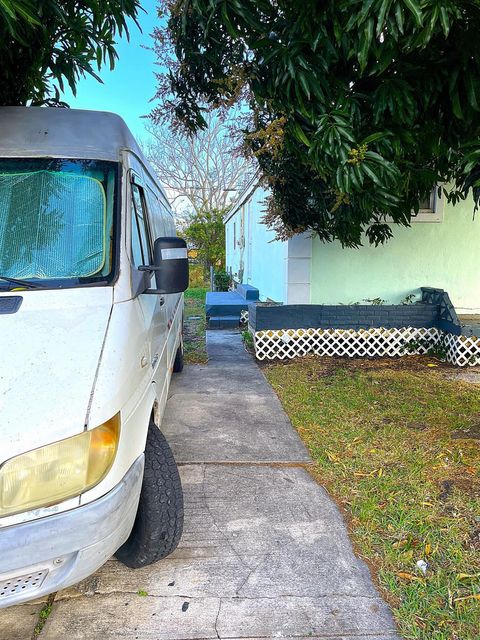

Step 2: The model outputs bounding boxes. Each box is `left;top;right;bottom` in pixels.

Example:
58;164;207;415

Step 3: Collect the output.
252;327;480;367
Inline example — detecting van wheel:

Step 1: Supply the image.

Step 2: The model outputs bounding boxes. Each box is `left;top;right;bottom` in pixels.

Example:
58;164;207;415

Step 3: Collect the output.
115;423;184;569
173;339;184;373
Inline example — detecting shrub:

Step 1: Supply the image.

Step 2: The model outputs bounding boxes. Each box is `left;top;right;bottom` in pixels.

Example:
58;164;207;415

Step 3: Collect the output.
214;270;231;291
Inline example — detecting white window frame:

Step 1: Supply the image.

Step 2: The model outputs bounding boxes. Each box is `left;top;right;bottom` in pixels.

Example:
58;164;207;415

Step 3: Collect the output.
411;186;444;223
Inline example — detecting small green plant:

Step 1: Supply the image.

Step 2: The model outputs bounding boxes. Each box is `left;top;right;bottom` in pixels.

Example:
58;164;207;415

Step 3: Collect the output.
401;335;449;360
214;270;232;291
400;338;424;354
33;596;55;637
400;293;417;305
363;297;386;306
242;330;254;350
137;589;148;597
427;337;449;360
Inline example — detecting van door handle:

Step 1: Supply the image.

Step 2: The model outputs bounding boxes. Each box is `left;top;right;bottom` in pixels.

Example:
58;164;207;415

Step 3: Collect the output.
160;296;165;306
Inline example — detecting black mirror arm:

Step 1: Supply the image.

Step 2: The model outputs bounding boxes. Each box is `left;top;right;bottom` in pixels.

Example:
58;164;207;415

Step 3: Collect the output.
138;264;162;272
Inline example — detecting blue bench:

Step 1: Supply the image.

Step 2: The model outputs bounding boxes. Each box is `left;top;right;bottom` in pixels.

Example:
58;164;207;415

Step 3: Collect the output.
235;284;260;301
206;284;259;329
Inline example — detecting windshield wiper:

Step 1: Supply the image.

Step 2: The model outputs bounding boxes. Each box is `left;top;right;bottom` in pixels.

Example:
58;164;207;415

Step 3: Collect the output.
0;276;41;289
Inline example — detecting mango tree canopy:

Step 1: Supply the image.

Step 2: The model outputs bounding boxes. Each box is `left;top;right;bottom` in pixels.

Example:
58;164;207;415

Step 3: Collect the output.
154;0;480;247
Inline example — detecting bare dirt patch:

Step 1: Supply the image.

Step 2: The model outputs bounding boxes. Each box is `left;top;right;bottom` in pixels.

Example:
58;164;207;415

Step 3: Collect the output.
452;423;480;440
262;353;460;376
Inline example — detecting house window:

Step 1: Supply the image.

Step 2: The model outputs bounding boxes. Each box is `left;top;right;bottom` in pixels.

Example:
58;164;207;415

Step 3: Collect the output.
233;221;237;248
411;187;444;223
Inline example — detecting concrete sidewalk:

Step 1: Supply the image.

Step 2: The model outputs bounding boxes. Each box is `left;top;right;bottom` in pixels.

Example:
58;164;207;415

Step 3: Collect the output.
1;331;400;640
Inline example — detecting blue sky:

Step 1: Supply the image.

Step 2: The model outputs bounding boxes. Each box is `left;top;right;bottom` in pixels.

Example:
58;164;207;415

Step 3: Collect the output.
61;0;159;140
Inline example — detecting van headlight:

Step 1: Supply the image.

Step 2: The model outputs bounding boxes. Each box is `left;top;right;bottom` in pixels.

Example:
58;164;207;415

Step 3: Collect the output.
0;414;120;517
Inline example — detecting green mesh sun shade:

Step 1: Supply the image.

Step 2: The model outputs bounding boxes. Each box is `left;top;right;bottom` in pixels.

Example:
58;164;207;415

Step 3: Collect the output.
0;171;106;279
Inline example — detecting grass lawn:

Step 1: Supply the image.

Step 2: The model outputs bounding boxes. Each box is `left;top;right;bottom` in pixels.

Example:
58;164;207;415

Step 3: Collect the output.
183;287;208;364
264;356;480;640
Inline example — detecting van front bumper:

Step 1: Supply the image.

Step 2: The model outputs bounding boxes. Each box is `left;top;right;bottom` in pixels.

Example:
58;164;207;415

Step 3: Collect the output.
0;455;144;609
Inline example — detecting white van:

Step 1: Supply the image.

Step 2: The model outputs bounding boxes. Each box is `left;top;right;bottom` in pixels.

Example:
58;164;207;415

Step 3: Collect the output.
0;107;188;608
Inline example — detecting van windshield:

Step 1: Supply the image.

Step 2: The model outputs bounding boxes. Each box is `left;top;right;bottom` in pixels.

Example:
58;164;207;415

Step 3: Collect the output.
0;158;117;289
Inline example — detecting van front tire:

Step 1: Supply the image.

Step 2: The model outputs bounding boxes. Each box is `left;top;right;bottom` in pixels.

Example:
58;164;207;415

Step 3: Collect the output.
115;423;184;569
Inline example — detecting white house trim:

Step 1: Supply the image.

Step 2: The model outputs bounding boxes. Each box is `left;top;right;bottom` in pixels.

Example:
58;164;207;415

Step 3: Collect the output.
285;233;312;304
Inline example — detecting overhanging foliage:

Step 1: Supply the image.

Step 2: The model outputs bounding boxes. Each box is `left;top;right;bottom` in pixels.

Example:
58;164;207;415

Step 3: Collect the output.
0;0;140;106
153;0;480;246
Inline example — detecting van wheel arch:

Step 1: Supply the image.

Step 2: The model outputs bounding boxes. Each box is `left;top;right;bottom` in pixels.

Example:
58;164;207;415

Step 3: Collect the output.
173;336;184;373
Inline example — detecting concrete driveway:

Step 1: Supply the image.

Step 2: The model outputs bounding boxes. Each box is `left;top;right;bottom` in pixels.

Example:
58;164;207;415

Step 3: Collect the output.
1;331;400;640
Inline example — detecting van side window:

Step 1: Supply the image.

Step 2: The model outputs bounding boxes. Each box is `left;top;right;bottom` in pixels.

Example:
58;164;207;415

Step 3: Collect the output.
131;183;152;267
162;203;176;236
145;189;166;239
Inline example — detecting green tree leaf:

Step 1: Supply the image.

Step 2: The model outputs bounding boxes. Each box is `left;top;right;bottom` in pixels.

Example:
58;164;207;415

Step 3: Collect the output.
402;0;423;26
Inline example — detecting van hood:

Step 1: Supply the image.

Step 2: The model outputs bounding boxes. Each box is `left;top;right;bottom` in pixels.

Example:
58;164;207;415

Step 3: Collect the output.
0;287;113;463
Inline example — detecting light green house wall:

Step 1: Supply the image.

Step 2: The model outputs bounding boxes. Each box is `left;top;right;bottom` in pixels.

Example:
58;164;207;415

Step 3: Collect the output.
225;186;288;302
226;183;480;313
311;195;480;313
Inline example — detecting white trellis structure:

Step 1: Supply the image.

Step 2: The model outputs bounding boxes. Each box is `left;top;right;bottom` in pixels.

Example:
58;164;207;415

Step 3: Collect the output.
252;326;480;367
441;332;480;367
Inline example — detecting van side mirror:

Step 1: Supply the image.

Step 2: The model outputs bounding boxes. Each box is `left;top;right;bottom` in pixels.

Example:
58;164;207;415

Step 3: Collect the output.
139;237;189;295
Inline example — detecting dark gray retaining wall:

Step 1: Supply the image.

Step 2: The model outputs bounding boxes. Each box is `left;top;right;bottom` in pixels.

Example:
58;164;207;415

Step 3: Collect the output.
421;287;461;335
249;302;438;332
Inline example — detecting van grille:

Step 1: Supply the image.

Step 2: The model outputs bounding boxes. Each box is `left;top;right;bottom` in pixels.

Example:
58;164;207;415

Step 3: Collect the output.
0;570;48;600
